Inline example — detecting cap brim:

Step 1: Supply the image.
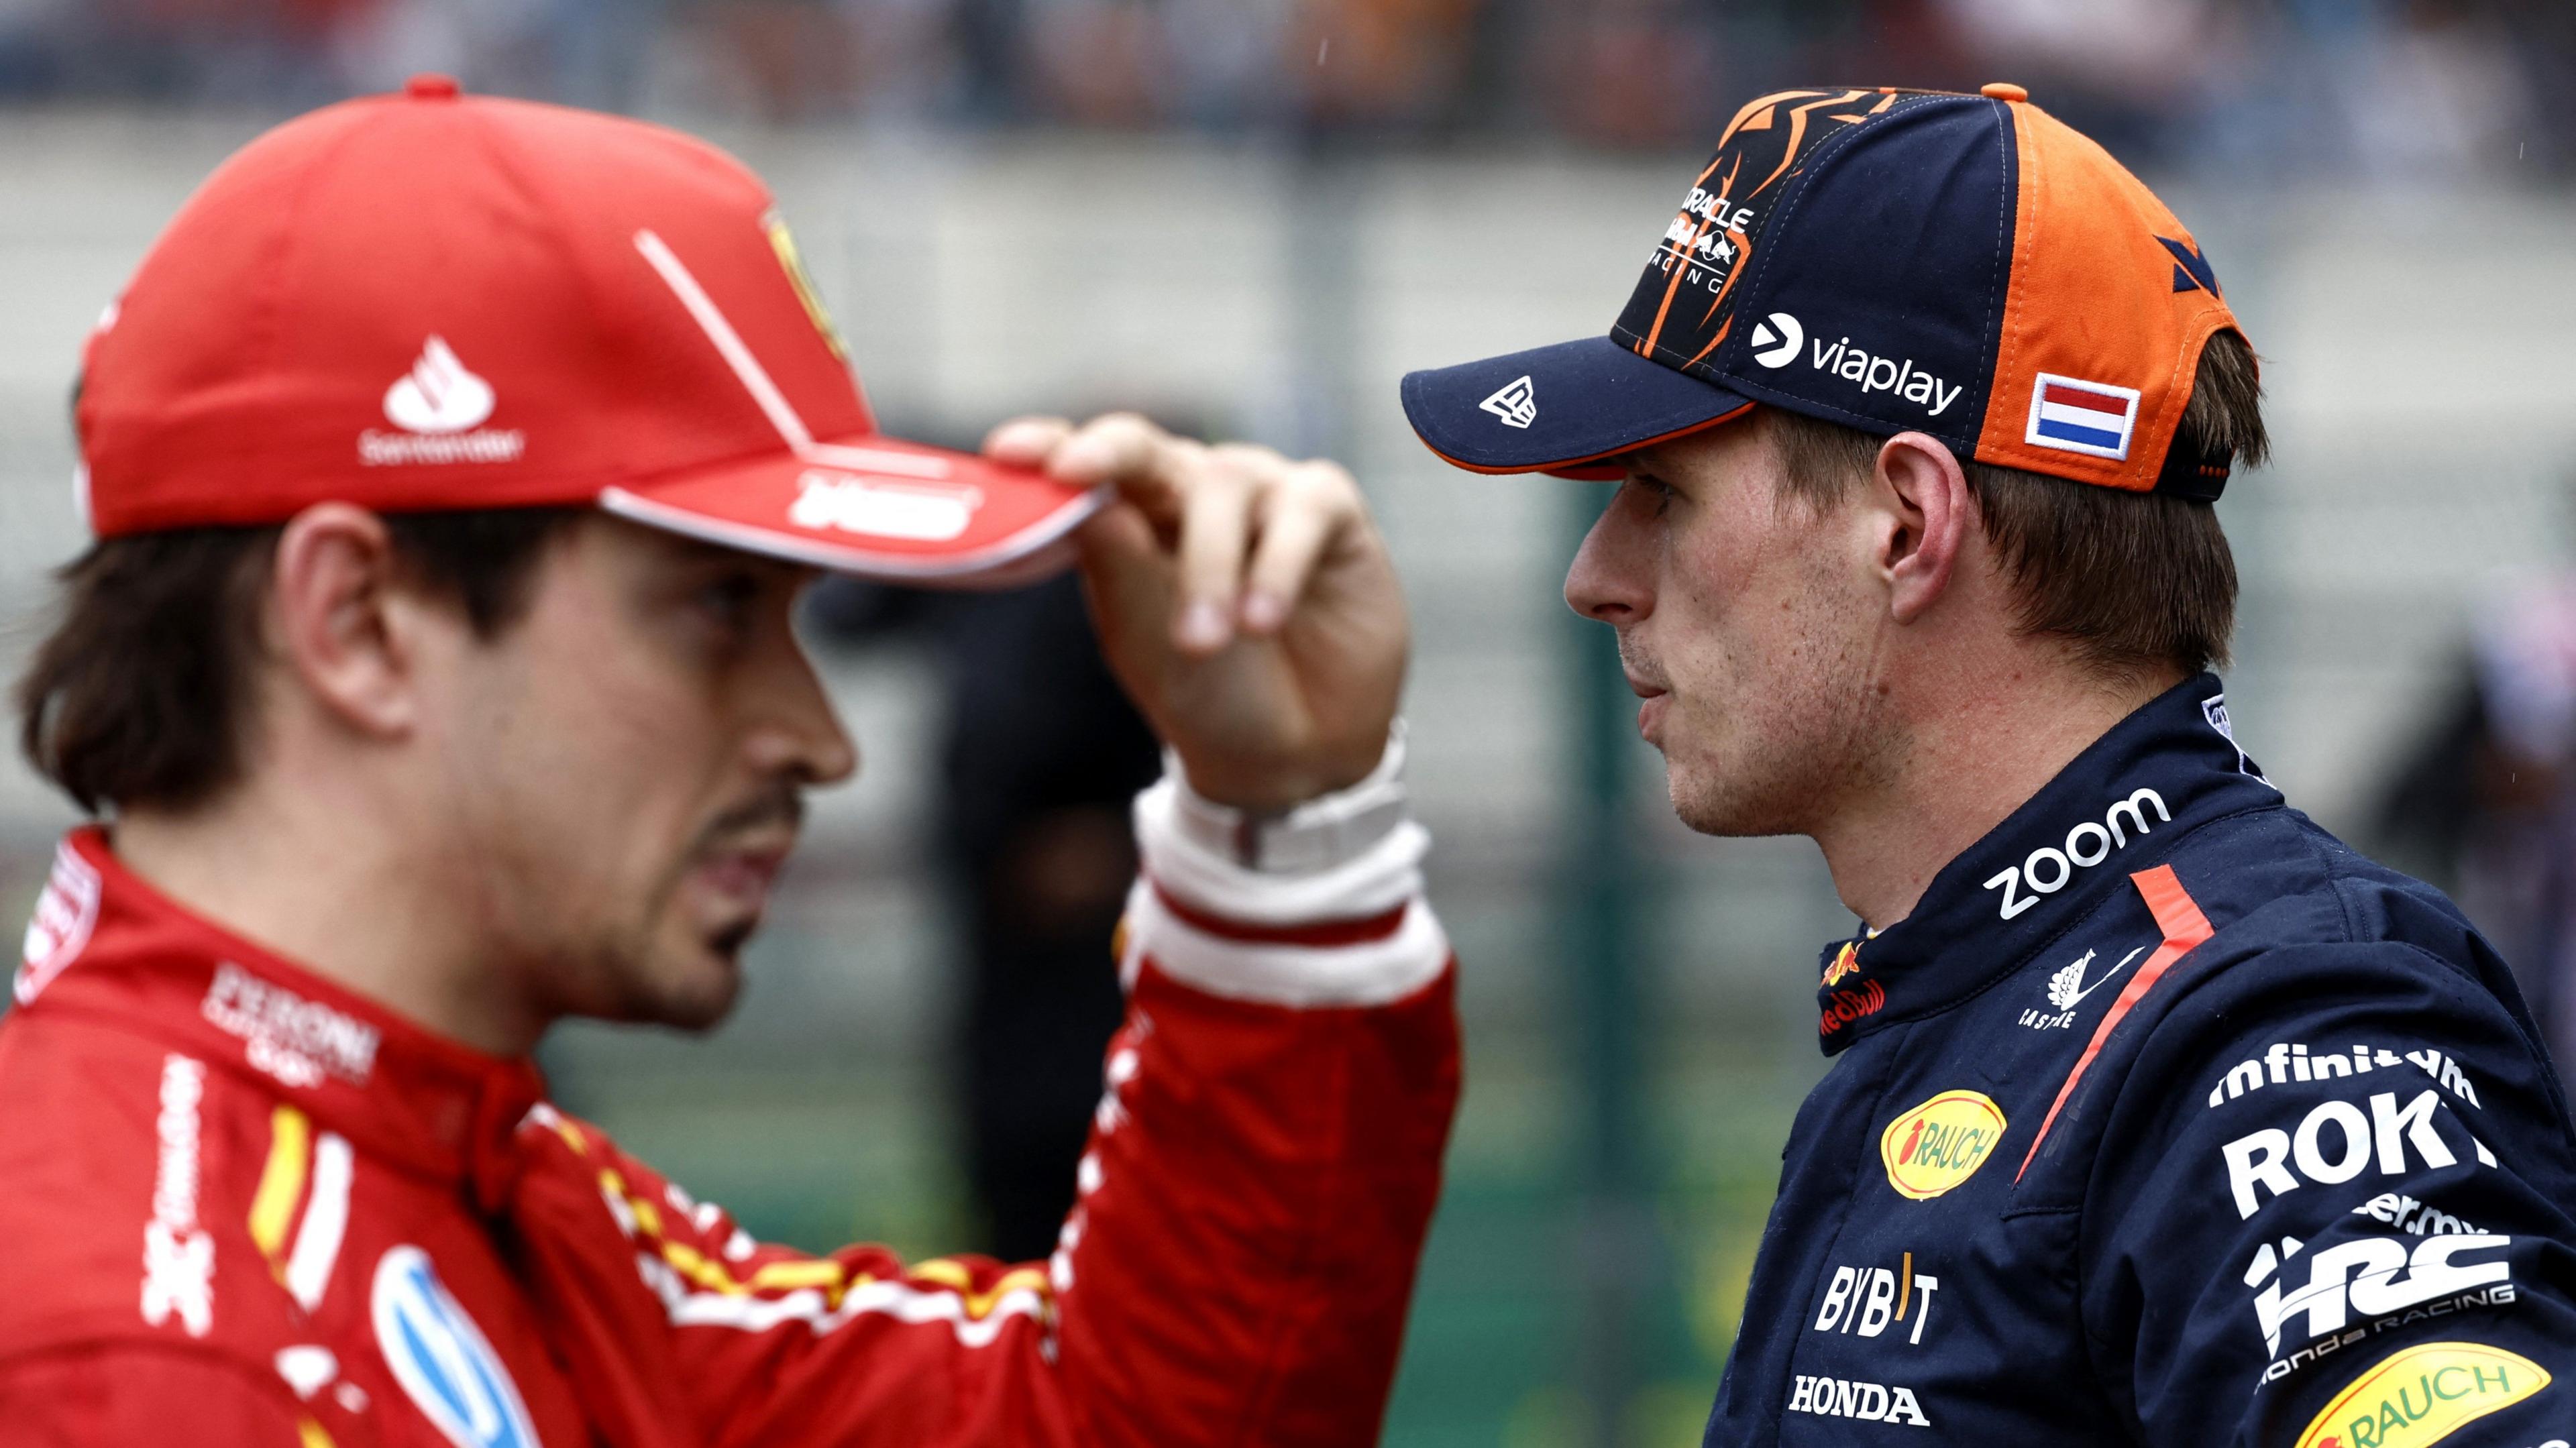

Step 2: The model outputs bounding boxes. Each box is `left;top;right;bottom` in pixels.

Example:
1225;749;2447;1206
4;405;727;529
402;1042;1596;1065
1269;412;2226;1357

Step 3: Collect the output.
1400;336;1752;480
600;433;1102;590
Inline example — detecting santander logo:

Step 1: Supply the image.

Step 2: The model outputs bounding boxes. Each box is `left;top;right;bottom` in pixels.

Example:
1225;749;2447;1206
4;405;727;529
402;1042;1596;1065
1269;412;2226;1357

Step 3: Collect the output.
360;336;525;467
383;336;494;433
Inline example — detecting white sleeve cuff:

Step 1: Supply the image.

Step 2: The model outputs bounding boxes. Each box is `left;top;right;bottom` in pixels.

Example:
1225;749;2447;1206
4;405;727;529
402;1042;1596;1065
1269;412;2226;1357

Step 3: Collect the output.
1123;730;1449;1007
1132;728;1427;926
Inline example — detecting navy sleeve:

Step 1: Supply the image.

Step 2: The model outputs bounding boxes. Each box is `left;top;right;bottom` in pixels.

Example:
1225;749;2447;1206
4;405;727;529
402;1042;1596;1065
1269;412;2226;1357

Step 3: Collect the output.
2082;938;2576;1447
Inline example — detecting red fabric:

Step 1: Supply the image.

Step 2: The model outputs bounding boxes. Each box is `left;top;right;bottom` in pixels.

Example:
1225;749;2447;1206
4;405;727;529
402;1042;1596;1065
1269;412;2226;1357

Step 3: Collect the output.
1146;879;1411;947
0;1349;316;1447
0;828;1460;1447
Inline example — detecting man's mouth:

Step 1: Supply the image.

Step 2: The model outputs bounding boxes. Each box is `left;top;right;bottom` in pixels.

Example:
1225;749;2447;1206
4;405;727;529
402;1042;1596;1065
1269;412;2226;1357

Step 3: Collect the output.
684;786;806;928
691;842;790;902
1636;693;1669;745
1613;630;1673;746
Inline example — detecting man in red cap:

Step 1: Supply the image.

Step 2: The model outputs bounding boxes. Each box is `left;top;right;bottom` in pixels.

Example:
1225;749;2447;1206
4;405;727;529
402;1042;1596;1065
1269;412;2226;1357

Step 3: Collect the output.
0;78;1457;1446
1405;86;2576;1443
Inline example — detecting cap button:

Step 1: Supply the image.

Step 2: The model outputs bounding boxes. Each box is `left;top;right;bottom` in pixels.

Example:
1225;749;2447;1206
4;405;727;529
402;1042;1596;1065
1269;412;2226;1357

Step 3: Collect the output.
405;72;462;100
1980;82;2028;103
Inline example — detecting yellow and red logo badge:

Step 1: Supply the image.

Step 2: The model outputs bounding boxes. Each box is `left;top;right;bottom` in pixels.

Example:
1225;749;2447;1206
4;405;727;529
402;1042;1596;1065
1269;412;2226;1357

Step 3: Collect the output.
2295;1342;2548;1448
1879;1090;2006;1200
1823;941;1862;988
765;212;847;359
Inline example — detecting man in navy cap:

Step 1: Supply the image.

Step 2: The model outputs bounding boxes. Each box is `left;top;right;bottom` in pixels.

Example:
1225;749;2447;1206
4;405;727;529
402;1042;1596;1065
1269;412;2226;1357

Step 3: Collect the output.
1405;85;2576;1445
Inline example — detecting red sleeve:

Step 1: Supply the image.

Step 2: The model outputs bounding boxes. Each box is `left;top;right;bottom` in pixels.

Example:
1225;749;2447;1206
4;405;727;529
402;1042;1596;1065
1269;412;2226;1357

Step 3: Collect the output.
0;1346;316;1447
501;889;1460;1448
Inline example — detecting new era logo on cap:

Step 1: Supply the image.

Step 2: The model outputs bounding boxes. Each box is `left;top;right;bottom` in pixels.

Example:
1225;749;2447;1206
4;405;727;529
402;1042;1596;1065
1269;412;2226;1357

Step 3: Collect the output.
1481;376;1537;429
2024;374;2140;461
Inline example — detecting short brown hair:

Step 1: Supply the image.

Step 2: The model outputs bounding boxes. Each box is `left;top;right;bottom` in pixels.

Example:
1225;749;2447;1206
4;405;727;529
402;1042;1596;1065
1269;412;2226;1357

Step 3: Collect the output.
1767;329;2266;679
15;508;582;816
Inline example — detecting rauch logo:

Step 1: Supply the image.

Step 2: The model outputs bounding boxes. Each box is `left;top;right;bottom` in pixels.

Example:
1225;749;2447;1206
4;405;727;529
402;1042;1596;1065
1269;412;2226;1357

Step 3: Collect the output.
1879;1090;2006;1201
2292;1341;2546;1448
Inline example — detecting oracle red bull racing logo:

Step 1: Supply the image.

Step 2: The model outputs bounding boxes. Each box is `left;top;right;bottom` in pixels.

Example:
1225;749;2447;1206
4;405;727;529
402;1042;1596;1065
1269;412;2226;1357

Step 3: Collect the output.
1880;1090;2006;1200
1819;979;1886;1037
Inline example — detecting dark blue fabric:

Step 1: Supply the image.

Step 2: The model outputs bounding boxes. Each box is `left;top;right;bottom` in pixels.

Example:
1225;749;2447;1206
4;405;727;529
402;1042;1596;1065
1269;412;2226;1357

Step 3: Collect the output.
1696;93;2017;453
1704;675;2576;1445
1397;336;1750;473
2163;235;2221;296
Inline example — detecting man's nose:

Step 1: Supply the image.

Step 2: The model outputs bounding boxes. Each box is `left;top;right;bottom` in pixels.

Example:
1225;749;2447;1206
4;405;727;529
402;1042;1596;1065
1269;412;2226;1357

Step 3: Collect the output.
754;643;860;787
1564;501;1653;625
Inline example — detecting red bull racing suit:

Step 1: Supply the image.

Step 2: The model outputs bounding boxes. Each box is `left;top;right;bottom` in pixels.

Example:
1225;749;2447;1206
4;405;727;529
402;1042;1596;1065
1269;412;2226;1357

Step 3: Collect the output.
0;762;1458;1447
1703;674;2576;1446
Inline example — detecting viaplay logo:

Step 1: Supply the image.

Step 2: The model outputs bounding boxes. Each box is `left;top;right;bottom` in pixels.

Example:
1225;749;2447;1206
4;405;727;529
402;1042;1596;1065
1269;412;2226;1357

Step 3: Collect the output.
1744;310;1964;419
1750;313;1803;369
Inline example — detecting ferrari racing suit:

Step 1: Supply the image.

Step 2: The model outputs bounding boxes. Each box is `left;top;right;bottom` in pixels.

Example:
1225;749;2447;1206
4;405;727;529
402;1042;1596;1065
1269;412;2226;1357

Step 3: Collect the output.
0;757;1459;1447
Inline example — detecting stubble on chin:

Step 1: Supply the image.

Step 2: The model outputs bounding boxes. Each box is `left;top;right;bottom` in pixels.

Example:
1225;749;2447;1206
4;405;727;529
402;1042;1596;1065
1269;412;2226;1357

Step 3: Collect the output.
1667;744;1818;838
539;887;749;1034
1662;679;1890;840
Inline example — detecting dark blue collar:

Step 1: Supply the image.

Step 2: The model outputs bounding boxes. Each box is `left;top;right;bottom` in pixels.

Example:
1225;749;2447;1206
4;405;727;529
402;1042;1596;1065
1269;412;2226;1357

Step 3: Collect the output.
1814;673;2278;1056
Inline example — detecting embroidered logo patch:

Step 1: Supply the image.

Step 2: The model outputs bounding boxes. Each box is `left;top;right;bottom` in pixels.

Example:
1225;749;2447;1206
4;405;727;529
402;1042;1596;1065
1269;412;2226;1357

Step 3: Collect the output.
1480;375;1536;429
360;337;525;466
2024;373;2139;461
2293;1341;2547;1448
1879;1090;2006;1200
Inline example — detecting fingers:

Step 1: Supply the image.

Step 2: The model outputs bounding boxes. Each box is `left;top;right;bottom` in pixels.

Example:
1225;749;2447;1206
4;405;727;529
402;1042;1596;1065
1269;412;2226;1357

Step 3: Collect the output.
1241;462;1358;636
1048;414;1194;526
1073;500;1174;655
981;415;1073;468
1171;445;1267;653
1017;412;1364;657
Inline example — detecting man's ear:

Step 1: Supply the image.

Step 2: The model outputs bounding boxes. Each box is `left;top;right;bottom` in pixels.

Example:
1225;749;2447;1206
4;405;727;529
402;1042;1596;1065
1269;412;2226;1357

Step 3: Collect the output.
1868;431;1971;625
268;503;427;739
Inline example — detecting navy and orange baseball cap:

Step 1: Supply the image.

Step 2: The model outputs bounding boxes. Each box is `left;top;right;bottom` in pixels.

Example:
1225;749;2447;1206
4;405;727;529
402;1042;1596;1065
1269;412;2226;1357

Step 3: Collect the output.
75;75;1097;585
1401;85;2247;497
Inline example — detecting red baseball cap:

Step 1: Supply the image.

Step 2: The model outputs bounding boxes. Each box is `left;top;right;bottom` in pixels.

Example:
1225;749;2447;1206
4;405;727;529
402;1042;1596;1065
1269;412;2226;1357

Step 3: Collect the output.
74;74;1097;585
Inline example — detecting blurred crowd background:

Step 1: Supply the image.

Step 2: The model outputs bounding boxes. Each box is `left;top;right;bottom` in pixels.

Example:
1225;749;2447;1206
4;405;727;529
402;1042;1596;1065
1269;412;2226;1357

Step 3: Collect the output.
5;0;2575;167
5;3;2576;1445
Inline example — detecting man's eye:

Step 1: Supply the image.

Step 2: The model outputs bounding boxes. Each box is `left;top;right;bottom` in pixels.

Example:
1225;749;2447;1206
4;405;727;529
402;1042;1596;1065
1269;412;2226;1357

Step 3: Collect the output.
698;574;761;629
1629;474;1678;513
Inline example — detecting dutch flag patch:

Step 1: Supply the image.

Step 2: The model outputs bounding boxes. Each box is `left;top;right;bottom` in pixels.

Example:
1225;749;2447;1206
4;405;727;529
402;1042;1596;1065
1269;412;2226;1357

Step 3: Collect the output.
2024;374;2140;461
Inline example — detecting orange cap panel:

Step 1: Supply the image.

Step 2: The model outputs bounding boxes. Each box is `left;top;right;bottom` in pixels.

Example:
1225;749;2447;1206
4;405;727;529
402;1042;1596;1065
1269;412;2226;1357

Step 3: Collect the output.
1972;103;2243;491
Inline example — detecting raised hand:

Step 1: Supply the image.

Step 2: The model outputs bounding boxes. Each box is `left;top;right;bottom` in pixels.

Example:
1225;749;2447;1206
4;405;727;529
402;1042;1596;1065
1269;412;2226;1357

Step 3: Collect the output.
984;413;1409;814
